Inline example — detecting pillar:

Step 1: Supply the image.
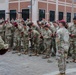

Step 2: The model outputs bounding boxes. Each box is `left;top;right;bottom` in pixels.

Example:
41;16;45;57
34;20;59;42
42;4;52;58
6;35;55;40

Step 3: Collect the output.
31;0;38;24
55;0;58;21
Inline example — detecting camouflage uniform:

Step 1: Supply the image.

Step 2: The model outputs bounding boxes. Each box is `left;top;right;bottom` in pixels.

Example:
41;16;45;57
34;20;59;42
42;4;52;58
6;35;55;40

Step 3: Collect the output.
51;24;59;56
22;26;29;53
0;22;4;39
43;26;52;57
28;29;40;55
31;24;40;32
25;19;31;26
39;25;45;53
69;24;76;61
0;35;9;55
56;27;69;74
0;36;8;50
13;23;23;52
5;22;13;47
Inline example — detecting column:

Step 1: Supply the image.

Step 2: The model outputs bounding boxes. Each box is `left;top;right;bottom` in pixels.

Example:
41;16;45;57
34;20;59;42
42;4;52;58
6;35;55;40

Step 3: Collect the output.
18;0;21;19
64;0;66;21
46;0;49;21
71;0;74;22
55;0;58;21
5;0;9;20
31;0;38;24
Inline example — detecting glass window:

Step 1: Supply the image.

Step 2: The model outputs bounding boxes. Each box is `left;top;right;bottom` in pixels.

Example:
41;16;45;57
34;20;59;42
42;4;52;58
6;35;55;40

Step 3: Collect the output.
67;13;71;22
49;11;55;22
39;9;45;21
59;12;63;20
74;13;76;17
0;10;5;20
22;9;29;21
10;10;16;20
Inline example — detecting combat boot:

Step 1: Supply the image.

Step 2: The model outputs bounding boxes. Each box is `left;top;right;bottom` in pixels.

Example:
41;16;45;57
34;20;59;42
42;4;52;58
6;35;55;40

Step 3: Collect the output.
56;73;66;75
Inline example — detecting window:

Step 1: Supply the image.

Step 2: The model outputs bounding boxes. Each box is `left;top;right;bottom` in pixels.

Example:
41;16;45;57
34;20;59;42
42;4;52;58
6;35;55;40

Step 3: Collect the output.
67;13;71;22
10;10;16;20
59;12;63;20
74;13;76;17
49;11;55;22
22;9;29;21
39;9;45;21
0;10;5;20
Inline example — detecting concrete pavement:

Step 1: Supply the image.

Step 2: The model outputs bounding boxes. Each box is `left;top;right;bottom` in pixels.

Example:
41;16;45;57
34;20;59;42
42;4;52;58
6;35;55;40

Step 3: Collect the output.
0;51;76;75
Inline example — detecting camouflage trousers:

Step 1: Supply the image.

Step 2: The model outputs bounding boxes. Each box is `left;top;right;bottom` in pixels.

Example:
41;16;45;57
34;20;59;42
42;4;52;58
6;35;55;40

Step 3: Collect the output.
23;38;29;52
13;36;22;51
44;38;51;56
39;39;44;53
33;38;40;54
5;35;11;47
57;47;68;74
71;40;76;60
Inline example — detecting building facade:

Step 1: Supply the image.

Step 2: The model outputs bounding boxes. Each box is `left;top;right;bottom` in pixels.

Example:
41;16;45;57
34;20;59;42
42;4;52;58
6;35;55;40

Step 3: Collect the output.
0;0;76;23
0;0;9;20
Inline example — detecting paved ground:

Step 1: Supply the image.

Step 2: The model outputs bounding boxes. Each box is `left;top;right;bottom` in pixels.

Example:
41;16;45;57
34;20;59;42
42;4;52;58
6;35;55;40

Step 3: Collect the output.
0;51;76;75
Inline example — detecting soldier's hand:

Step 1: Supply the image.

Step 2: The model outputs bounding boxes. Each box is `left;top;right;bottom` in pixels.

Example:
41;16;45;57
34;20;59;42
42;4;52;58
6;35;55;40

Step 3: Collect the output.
28;38;31;40
70;34;76;38
40;35;43;39
51;34;53;37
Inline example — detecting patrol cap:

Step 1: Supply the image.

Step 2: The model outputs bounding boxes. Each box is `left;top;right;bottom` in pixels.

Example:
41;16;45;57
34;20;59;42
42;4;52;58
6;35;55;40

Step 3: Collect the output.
59;20;68;28
13;22;18;27
59;20;66;24
59;20;66;23
73;16;76;20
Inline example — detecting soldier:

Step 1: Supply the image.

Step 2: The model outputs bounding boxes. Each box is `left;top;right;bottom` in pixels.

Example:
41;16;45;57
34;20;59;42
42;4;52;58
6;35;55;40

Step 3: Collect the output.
39;22;45;54
28;29;40;56
31;22;40;32
69;16;76;63
56;21;69;75
22;23;29;54
5;21;13;48
51;21;59;56
42;25;52;59
0;36;8;55
1;21;6;42
13;22;23;53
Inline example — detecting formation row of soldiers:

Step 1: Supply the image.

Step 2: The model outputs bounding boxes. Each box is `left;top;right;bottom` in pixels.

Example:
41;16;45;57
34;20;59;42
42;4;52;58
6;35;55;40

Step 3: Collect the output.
0;17;76;75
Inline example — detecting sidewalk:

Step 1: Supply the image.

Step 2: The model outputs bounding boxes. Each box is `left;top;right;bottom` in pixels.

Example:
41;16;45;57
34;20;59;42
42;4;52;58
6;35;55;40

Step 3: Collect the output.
0;51;76;75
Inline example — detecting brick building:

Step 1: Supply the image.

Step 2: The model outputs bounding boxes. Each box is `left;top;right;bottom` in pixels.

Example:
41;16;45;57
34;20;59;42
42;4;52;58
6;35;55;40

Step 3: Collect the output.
0;0;76;23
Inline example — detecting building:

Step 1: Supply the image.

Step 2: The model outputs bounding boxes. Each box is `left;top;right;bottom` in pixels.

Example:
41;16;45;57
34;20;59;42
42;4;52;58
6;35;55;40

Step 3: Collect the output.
0;0;9;20
0;0;76;23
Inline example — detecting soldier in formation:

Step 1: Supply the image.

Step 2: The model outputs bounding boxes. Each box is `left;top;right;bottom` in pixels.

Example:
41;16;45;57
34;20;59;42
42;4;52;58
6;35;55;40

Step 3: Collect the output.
68;17;76;63
56;20;70;75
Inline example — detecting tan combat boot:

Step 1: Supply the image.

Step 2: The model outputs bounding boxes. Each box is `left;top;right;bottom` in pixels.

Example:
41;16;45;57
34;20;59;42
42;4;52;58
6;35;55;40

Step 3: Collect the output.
57;73;66;75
